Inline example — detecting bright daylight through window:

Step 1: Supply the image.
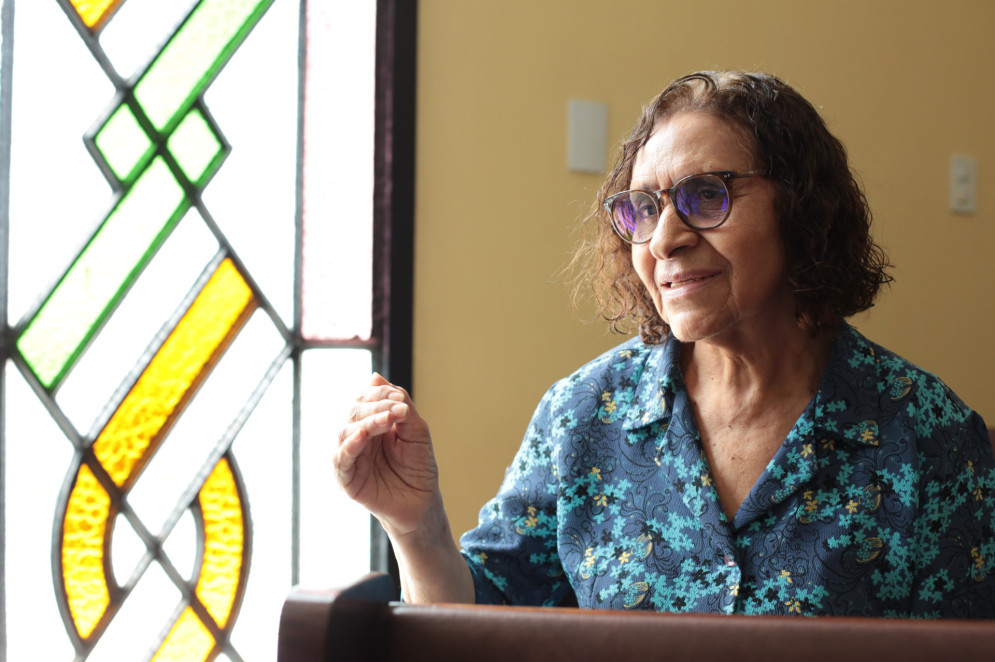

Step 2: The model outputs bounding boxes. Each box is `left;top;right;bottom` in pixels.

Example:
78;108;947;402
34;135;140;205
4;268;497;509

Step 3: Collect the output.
0;0;387;659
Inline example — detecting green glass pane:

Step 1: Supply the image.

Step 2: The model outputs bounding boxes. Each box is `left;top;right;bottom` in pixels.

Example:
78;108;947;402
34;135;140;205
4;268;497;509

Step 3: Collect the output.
167;108;224;186
134;0;274;132
17;158;187;388
94;103;155;184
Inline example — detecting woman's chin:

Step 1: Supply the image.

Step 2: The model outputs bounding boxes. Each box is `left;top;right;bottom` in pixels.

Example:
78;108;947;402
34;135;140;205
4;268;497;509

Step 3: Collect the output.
664;313;730;344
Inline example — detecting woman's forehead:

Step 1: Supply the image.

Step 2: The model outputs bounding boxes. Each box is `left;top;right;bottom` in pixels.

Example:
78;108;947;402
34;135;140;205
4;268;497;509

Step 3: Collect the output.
631;113;756;184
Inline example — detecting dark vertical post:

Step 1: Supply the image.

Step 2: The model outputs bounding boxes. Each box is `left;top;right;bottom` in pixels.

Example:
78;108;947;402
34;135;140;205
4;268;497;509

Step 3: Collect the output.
371;0;417;587
290;0;309;590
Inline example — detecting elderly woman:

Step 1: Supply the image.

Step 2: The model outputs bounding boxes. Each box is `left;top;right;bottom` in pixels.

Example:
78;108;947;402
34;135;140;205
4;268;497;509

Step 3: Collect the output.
335;71;995;617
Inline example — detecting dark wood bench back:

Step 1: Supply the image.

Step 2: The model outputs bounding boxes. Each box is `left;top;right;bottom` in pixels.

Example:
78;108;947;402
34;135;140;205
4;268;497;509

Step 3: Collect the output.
278;573;995;662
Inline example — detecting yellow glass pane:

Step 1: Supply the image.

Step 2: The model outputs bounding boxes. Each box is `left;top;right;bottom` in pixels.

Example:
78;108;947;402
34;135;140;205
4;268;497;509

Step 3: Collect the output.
152;607;214;662
92;259;256;487
62;464;112;639
196;457;244;627
68;0;124;30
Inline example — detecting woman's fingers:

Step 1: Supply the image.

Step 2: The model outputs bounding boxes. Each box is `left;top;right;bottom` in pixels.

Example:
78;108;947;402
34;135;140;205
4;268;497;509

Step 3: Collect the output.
335;373;425;472
347;398;408;426
353;386;406;406
338;402;409;449
335;427;369;489
338;427;366;459
338;375;410;433
334;374;438;531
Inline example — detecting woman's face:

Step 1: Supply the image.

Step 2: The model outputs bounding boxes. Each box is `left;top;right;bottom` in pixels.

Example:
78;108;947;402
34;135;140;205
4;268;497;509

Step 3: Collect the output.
630;112;793;344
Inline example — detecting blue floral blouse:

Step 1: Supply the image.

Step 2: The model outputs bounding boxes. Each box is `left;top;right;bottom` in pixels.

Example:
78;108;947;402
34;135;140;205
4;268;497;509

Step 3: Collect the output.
459;325;995;617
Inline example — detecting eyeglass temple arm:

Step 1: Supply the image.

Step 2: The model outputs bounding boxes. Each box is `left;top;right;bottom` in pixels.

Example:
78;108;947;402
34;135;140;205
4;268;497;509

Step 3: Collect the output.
728;169;767;179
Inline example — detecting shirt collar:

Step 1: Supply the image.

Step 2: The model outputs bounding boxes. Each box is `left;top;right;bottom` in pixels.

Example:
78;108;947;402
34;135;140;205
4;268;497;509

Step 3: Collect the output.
623;333;683;431
621;324;885;447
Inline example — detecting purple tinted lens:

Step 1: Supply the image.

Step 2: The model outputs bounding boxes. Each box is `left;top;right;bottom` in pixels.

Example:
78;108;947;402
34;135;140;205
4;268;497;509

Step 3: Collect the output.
614;199;638;233
675;176;728;227
612;194;651;240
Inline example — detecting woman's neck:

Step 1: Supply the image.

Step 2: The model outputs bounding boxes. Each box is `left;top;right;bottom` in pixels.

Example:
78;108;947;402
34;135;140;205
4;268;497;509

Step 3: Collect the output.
679;323;835;521
681;322;833;404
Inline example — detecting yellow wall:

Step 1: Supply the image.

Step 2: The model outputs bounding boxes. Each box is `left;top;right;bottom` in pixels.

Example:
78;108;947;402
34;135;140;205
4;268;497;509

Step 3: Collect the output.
413;0;995;538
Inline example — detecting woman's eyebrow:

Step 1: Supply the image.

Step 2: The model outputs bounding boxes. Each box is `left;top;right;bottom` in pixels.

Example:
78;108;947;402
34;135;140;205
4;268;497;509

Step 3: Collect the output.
628;175;664;191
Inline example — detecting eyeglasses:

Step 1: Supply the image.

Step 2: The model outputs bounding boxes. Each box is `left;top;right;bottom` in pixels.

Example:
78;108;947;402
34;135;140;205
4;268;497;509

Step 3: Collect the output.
603;170;767;244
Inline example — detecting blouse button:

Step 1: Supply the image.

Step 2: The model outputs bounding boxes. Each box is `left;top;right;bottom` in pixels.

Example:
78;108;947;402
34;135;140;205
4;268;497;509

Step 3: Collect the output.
723;553;736;567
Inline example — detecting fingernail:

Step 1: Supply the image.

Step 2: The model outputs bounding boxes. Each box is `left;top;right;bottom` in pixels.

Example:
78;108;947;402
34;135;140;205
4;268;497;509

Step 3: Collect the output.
387;391;405;402
390;403;409;418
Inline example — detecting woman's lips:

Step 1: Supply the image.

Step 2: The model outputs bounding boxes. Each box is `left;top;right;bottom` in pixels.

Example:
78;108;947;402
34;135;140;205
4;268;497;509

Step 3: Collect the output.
659;271;719;295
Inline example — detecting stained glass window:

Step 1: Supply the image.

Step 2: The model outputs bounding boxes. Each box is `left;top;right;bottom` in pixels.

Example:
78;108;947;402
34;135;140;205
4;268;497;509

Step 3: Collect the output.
0;0;410;659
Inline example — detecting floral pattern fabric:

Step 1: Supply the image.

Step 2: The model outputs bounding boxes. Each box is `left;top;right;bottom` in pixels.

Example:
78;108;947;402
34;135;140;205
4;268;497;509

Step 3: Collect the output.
459;325;995;617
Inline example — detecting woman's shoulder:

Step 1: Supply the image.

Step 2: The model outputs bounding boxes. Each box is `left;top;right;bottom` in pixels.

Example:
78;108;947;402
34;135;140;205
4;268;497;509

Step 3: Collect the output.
528;334;674;427
555;335;661;388
841;326;970;409
836;325;989;449
528;335;660;411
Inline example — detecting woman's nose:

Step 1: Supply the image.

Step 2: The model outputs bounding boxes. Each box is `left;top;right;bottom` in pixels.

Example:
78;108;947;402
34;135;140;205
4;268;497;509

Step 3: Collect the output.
647;203;699;259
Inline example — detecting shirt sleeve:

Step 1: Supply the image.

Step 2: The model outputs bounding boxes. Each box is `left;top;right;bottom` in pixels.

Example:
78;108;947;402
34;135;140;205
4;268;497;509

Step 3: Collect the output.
910;409;995;618
458;383;573;607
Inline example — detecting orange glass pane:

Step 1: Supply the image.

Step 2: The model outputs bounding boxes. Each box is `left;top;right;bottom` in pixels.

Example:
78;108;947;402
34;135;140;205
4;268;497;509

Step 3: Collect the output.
92;259;256;487
196;457;244;627
68;0;124;30
151;607;214;662
61;464;112;639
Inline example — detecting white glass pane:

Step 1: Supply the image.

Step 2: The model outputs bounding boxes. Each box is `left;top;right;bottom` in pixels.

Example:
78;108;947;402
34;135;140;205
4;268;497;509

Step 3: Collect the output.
99;0;198;79
7;0;113;326
202;0;299;327
160;507;198;583
128;310;285;536
86;562;180;662
57;210;218;434
229;359;293;661
301;0;376;340
3;364;77;661
299;348;373;588
110;513;146;587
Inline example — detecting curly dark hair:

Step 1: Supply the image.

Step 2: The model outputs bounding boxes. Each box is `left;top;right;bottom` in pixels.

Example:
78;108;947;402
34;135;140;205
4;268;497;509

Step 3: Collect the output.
570;71;892;344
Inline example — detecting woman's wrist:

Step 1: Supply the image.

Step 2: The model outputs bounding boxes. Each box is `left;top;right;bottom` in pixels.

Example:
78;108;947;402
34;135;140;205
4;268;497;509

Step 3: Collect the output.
383;494;474;604
378;488;449;542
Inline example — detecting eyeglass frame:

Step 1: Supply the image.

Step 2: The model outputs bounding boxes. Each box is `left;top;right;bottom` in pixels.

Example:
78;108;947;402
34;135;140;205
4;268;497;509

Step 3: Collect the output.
603;169;768;243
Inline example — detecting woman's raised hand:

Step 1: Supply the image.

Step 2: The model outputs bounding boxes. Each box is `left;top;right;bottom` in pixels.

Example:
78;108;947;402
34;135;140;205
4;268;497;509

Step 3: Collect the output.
334;373;440;538
336;373;474;604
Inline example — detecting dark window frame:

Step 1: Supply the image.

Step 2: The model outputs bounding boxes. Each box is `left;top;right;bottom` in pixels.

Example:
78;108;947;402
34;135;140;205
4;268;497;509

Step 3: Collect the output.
370;0;416;587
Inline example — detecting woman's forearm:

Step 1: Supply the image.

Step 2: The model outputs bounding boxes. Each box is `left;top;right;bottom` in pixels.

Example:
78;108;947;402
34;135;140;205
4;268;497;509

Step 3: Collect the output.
384;494;476;605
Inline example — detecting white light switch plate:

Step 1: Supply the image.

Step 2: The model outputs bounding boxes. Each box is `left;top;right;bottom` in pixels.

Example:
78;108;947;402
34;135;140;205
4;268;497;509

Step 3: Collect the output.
567;100;608;173
950;154;977;214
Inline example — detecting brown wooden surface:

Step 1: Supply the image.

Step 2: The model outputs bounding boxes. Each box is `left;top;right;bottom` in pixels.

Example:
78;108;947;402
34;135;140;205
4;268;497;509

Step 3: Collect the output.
278;573;995;662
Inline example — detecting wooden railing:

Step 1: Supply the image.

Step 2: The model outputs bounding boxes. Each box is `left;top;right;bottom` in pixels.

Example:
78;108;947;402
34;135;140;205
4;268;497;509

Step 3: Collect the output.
277;573;995;662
